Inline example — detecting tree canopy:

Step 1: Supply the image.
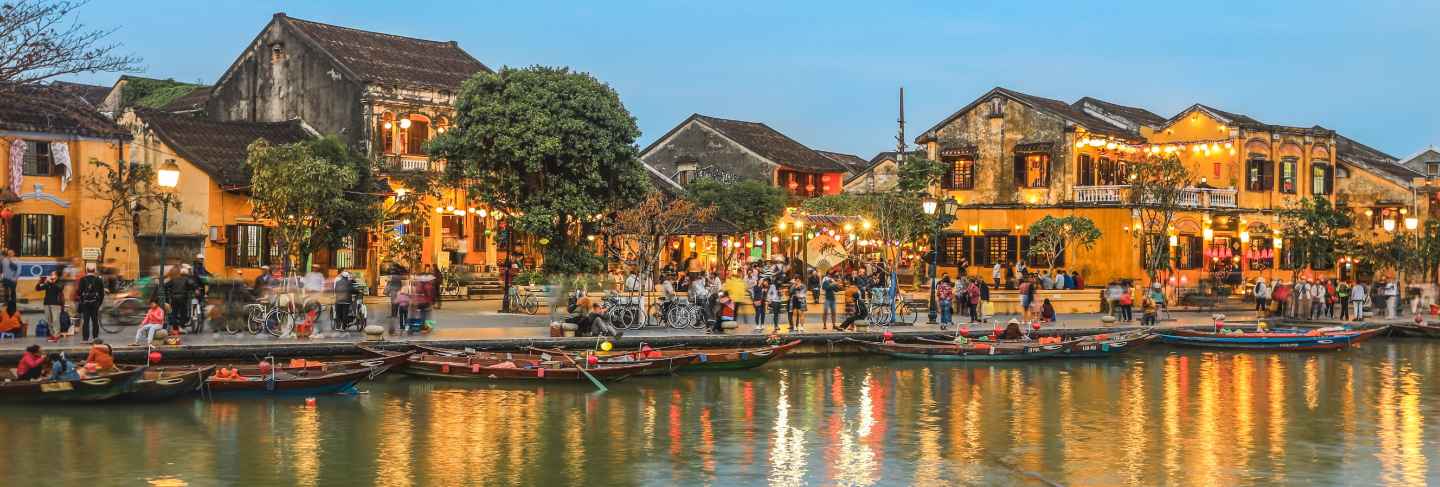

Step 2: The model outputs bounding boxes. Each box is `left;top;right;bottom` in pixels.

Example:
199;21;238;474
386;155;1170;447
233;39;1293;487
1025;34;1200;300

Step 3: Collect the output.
1026;215;1101;270
0;0;140;91
429;65;649;275
685;178;785;233
1277;196;1354;278
246;136;381;272
1128;153;1192;282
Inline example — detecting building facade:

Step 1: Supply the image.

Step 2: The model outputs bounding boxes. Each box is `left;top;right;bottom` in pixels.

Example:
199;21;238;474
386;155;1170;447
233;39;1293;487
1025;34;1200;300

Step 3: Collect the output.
915;87;1425;290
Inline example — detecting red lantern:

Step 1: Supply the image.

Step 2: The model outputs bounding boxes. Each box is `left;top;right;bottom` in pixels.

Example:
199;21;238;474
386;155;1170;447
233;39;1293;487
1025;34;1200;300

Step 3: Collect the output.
959;326;970;336
257;360;271;374
0;207;12;221
586;355;599;366
1031;322;1042;330
147;351;162;364
882;331;894;342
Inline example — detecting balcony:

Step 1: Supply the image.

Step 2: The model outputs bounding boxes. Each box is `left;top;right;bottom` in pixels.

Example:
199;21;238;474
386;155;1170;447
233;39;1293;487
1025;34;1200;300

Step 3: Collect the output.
1071;185;1237;209
381;154;446;173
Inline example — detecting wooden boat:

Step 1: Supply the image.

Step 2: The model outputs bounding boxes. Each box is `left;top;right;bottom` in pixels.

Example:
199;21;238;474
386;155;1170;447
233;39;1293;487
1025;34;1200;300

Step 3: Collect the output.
847;337;1065;361
1157;326;1387;351
416;343;697;376
204;364;392;396
918;332;1156;358
0;366;146;402
123;365;217;401
236;347;415;374
1388;322;1440;338
401;351;657;382
527;339;803;372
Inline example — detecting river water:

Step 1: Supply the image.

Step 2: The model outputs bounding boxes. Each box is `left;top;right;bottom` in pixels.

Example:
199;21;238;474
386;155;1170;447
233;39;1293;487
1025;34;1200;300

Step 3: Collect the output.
2;340;1438;486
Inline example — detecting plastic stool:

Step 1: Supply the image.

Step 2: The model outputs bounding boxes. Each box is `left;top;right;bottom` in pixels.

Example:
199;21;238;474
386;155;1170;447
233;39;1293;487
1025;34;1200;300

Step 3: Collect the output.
0;332;14;341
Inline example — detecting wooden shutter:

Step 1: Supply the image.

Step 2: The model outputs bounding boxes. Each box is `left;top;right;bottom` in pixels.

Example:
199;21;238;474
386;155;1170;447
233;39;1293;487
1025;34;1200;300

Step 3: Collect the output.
1006;236;1018;263
225;226;237;266
1078;155;1093;186
50;216;64;257
1013;154;1026;187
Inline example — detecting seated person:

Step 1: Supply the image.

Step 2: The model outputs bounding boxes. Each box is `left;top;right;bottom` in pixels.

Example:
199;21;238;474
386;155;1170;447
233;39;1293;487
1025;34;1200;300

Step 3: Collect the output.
16;345;45;380
1001;319;1025;340
86;338;115;371
0;304;22;337
47;353;79;381
132;301;167;346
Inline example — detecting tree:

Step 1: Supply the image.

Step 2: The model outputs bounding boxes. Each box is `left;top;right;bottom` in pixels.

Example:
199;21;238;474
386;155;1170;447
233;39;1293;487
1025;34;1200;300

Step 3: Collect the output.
1128;153;1192;283
0;0;140;91
429;66;649;275
685;178;784;233
1026;215;1101;270
602;192;715;283
79;158;158;264
246;136;382;273
1277;196;1354;281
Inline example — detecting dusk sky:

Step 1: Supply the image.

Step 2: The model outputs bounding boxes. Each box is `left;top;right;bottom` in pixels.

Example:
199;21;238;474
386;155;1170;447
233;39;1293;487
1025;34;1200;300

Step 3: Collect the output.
69;0;1440;160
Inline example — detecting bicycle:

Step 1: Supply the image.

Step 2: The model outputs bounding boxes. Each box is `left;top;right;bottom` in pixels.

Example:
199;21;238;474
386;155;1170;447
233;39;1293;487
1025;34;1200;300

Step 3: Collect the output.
507;287;539;315
601;291;644;329
866;289;918;327
245;295;297;337
100;295;147;335
665;297;705;329
330;296;369;333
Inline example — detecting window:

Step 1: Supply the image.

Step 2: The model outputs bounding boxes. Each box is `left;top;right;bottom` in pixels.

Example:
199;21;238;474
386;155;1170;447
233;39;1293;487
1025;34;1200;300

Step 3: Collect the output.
1311;162;1332;195
377;115;395;154
22;141;53;176
1078;154;1094;186
944;157;975;190
940;235;966;266
1279;243;1298;270
1014;152;1050;188
405;119;429;155
986;235;1011;266
7;214;63;257
1248;238;1273;270
1371;207;1401;229
333;233;367;269
1176;235;1203;270
1020;236;1063;268
1430;163;1439;175
1246;158;1273;191
1078;155;1126;186
225;225;269;268
1279;157;1297;194
473;215;488;252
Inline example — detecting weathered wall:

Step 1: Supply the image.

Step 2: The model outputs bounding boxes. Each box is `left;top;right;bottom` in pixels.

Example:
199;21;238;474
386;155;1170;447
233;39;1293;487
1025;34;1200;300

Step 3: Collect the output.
928;97;1072;206
642;121;776;185
208;20;365;149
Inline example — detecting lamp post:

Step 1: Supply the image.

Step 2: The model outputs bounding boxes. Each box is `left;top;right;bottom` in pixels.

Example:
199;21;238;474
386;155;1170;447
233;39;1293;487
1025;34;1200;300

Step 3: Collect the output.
924;197;957;323
155;159;181;304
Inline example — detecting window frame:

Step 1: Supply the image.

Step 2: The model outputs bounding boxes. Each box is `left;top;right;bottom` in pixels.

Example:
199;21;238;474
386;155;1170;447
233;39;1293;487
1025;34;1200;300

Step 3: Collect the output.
1246;157;1274;191
22;140;54;177
1310;161;1332;195
1279;157;1298;194
8;214;63;257
1014;151;1050;189
943;156;975;190
225;224;270;268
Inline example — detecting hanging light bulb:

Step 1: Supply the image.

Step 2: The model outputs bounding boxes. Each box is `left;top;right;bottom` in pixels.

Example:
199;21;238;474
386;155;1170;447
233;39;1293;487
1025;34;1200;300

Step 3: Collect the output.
399;118;412;129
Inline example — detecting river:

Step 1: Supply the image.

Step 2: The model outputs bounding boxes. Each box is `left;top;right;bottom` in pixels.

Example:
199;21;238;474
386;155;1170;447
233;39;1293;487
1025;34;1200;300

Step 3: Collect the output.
1;340;1438;486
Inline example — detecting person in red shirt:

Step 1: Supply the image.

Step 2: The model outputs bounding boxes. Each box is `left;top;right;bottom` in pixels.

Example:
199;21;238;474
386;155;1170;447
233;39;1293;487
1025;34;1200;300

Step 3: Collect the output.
16;344;44;380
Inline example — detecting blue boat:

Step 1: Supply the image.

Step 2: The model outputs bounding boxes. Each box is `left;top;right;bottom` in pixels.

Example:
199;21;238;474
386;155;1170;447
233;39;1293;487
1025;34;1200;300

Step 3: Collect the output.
1157;326;1386;351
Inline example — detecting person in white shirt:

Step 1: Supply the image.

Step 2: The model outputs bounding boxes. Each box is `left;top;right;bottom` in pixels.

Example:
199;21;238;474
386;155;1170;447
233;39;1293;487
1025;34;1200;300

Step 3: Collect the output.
1253;278;1269;315
1383;280;1398;319
1349;281;1367;321
991;263;1002;287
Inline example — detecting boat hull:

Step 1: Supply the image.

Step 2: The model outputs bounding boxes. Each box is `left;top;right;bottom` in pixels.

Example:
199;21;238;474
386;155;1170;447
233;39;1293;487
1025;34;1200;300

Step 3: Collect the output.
848;338;1064;361
124;365;216;401
1389;323;1440;338
205;366;385;396
0;367;146;403
1157;327;1386;351
401;354;655;382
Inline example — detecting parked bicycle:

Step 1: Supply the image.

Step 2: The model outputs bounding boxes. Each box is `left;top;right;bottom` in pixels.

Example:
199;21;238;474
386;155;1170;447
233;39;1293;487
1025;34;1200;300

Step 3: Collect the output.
866;288;918;327
507;287;539;315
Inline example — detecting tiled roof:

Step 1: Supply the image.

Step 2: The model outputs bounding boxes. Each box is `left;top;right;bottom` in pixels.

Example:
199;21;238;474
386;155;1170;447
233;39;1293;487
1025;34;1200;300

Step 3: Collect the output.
994;87;1140;139
815;150;869;174
1335;133;1420;182
281;14;490;90
160;85;212;113
50;81;111;108
692;115;850;173
1073;96;1167;128
0;84;129;138
138;109;313;187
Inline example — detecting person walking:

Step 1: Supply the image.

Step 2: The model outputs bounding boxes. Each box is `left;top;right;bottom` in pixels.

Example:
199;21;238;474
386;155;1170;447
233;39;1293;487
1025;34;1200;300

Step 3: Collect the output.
767;278;783;334
966;279;981;323
1118;286;1134;322
1309;279;1326;321
936;275;955;329
991;262;1002;288
838;280;867;331
77;269;105;341
750;278;767;332
1253;278;1269;316
1337;280;1352;321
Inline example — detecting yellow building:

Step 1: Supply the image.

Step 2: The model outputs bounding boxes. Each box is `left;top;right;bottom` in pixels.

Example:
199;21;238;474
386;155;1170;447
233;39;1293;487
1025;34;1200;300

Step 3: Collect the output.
0;86;135;299
121;109;319;281
914;87;1425;290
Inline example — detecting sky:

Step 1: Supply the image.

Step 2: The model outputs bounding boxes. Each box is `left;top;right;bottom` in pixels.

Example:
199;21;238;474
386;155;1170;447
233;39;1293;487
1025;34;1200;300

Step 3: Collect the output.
66;0;1440;160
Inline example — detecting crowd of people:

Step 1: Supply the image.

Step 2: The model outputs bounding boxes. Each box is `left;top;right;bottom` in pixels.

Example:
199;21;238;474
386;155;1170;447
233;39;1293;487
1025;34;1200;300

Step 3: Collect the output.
1251;277;1398;321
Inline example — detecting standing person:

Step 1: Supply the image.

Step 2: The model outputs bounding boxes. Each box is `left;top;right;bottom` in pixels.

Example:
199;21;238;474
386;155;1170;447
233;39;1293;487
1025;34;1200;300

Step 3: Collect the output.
750;278;767;332
1253;278;1269;316
977;279;991;323
1272;280;1289;317
1105;280;1124;317
787;276;807;332
77;269;105;341
393;279;414;333
1310;279;1326;321
384;263;404;323
1018;277;1034;321
1004;262;1016;289
1118;285;1134;323
936;275;955;329
35;270;64;340
1337;280;1352;320
1349;280;1367;321
808;269;820;304
165;266;194;334
429;266;445;310
991;262;1002;288
821;273;839;330
0;250;16;310
1324;279;1338;319
966;279;981;323
1015;260;1028;280
1383;279;1398;319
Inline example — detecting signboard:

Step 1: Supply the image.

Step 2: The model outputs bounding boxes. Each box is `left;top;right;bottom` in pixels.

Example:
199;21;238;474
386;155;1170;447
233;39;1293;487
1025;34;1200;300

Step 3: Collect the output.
82;247;101;260
17;261;63;279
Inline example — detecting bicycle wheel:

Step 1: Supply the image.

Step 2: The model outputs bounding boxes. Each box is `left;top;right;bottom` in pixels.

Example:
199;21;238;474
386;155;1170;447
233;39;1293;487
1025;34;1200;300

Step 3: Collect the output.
267;311;295;337
188;302;205;334
666;306;688;329
101;297;143;334
691;306;709;329
897;302;918;325
522;296;539;315
245;304;266;335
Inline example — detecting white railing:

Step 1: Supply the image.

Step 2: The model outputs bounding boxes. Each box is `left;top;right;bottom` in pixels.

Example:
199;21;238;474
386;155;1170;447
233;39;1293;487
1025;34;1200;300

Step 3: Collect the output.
382;154;446;173
1072;185;1237;209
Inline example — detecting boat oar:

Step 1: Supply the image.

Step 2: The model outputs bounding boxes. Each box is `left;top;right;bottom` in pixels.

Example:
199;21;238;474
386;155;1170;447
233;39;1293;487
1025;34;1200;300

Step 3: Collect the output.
562;352;607;393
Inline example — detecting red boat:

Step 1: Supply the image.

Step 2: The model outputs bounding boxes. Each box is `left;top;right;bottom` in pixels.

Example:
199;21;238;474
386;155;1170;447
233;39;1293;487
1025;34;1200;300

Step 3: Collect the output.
400;351;659;382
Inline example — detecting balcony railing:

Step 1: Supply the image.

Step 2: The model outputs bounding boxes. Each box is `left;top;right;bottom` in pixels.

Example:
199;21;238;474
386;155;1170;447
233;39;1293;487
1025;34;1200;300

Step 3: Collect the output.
381;154;446;173
1071;185;1237;209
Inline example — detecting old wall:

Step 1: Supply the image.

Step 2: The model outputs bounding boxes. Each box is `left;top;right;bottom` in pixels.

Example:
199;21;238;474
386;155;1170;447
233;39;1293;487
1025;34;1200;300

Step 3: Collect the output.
642;121;776;185
208;20;365;149
928;97;1072;206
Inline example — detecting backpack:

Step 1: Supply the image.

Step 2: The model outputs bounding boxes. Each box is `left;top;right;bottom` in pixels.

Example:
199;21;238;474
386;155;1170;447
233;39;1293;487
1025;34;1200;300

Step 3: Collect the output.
58;310;71;332
35;320;50;338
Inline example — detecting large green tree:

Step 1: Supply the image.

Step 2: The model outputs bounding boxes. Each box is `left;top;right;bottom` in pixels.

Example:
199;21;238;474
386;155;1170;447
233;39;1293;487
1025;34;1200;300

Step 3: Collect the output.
1277;196;1354;280
685;178;785;233
1026;215;1101;270
429;66;649;275
1128;153;1192;283
246;136;382;273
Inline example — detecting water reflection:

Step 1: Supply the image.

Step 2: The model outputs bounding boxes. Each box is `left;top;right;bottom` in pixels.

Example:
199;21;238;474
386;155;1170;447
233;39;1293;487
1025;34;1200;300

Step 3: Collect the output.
2;343;1440;486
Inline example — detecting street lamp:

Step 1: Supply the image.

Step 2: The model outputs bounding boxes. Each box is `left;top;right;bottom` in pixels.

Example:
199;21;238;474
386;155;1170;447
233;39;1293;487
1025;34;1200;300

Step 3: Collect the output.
925;197;959;324
156;159;181;304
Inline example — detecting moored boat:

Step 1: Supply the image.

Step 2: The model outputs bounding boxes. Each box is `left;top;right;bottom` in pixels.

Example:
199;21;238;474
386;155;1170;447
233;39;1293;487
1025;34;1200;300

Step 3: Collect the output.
401;351;657;381
0;366;146;403
847;337;1065;361
1157;326;1386;351
917;331;1156;358
204;364;391;396
123;365;216;401
527;339;803;372
1388;323;1440;338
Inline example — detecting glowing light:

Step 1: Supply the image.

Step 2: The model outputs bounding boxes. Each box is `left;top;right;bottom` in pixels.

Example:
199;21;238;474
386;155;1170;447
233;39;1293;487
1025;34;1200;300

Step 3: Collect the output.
1202;228;1213;240
1405;217;1419;230
1384;219;1397;232
399;118;412;129
1273;237;1283;249
1169;235;1179;247
1239;231;1250;243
